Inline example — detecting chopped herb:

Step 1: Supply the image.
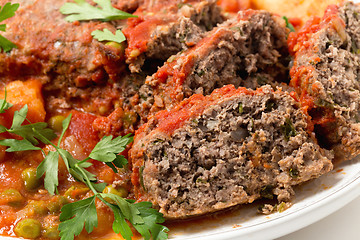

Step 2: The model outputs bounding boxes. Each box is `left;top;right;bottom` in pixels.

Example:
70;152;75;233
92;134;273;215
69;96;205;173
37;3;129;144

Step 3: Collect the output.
196;69;205;77
250;117;255;132
139;166;146;191
191;118;199;125
265;100;275;112
177;3;192;8
153;138;164;144
282;16;295;33
91;29;126;44
167;55;177;63
260;185;274;199
314;98;334;109
196;178;208;184
238;103;243;114
0;3;19;52
230;26;244;35
277;202;287;213
281;118;296;141
289;168;299;179
256;76;267;85
351;41;360;54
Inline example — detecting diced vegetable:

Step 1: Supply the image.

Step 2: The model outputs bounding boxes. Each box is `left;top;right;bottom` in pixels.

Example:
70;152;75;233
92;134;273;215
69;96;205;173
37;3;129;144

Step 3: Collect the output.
22;168;42;191
14;219;42;239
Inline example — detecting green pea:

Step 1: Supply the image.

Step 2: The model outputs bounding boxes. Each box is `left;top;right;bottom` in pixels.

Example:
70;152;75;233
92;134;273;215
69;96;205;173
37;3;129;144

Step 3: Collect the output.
43;225;60;239
21;168;41;191
47;196;69;213
103;185;128;199
48;115;66;132
14;219;42;239
64;185;90;200
26;200;48;216
1;189;25;207
105;41;125;54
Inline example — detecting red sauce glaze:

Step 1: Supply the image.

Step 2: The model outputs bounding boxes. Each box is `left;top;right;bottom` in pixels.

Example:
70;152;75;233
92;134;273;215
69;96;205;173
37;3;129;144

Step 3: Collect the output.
288;4;341;55
124;17;165;56
288;4;341;128
154;85;254;135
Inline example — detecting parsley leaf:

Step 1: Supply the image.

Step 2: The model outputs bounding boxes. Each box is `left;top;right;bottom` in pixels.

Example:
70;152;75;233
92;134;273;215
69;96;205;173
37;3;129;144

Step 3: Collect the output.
0;3;19;52
59;196;98;240
281;118;297;141
101;194;169;240
90;134;132;163
0;87;13;113
89;134;132;173
0;139;41;152
91;29;126;43
60;0;136;22
37;151;60;195
282;16;295;33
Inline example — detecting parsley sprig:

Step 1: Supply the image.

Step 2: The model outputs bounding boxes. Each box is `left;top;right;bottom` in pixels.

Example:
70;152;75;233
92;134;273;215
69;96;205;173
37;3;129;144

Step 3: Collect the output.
60;0;136;43
0;96;168;240
282;16;295;33
60;0;135;22
0;2;19;52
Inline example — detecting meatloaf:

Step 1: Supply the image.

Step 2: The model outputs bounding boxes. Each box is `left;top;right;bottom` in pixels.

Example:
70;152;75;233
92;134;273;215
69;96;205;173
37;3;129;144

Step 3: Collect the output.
130;85;333;219
0;0;127;115
288;1;360;162
135;9;290;122
123;0;224;73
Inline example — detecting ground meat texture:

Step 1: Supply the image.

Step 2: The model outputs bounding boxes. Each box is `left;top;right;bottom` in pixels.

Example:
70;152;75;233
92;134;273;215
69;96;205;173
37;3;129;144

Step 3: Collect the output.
0;0;125;115
288;1;360;162
123;0;224;73
135;10;289;122
130;85;333;219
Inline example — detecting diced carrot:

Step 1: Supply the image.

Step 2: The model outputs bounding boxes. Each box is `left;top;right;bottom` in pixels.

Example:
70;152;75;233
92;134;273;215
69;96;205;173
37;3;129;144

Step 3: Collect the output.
0;79;46;124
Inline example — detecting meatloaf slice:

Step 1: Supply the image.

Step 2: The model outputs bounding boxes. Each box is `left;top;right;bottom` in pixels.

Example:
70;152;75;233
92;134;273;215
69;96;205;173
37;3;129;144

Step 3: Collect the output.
135;10;289;121
123;0;224;72
130;85;333;219
288;1;360;162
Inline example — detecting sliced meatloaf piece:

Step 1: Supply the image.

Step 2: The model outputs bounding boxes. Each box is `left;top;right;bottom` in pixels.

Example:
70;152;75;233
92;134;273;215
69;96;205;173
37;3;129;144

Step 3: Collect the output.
135;10;289;121
288;1;360;162
123;0;224;72
130;85;333;219
0;0;127;115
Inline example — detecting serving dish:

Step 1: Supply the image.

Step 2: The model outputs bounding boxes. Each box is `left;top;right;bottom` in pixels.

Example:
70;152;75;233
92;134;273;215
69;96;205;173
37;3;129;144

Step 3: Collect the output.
2;0;360;239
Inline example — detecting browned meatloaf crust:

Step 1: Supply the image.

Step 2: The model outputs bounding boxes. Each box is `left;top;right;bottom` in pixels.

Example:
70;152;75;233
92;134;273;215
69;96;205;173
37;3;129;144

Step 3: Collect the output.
123;0;224;73
0;0;127;115
288;1;360;162
134;9;290;122
130;85;333;219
